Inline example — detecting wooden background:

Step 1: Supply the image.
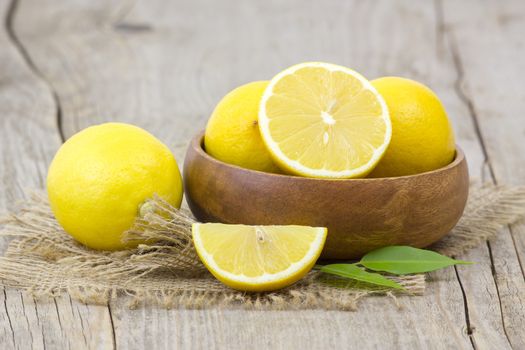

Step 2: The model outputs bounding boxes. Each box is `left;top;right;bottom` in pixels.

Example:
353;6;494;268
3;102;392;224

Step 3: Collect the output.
1;0;524;349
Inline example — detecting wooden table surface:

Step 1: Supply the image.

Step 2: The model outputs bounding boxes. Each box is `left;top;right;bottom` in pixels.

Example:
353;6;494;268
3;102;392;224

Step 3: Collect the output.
1;0;524;349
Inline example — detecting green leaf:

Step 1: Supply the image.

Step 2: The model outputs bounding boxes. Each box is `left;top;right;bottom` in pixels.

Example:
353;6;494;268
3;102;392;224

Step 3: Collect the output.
320;264;404;290
360;246;473;275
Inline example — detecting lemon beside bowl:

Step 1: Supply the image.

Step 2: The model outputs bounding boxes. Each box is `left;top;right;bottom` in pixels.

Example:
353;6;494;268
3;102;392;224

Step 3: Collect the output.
47;123;183;250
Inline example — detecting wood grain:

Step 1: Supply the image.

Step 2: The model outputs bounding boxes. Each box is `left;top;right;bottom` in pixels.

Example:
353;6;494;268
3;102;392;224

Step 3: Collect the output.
0;0;115;348
442;1;525;348
0;0;522;348
8;1;474;348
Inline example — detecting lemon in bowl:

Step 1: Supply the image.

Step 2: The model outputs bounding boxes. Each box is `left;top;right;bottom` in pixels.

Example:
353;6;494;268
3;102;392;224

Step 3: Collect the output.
258;62;391;179
204;81;280;173
47;122;183;250
369;77;456;177
184;64;467;259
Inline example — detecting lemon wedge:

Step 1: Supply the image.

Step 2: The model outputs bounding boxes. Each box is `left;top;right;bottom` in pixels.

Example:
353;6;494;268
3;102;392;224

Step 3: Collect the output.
258;62;391;178
192;223;327;292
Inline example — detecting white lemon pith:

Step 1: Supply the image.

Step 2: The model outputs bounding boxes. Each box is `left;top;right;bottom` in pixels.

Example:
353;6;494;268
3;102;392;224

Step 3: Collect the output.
192;223;327;291
258;62;391;178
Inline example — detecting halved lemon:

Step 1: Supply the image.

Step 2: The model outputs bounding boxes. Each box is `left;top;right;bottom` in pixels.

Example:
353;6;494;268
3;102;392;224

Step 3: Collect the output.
192;223;327;292
258;62;391;178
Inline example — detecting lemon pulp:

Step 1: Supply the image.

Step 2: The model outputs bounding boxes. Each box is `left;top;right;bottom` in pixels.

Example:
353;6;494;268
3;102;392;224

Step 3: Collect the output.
258;62;391;178
192;223;327;291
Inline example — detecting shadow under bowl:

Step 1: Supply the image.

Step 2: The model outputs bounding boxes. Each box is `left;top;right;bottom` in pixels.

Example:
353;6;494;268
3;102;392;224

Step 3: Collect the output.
183;132;469;259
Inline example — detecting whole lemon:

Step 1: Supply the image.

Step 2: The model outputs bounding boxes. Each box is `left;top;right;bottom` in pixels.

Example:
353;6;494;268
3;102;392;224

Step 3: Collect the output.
47;123;183;250
205;81;280;173
369;77;455;177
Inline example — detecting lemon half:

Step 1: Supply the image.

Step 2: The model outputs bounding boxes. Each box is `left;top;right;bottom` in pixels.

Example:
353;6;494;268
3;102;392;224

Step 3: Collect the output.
192;223;327;292
258;62;391;178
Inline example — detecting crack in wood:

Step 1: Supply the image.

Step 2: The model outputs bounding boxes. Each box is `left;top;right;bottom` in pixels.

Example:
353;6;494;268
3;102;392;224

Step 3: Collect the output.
108;303;117;350
453;265;477;349
2;0;522;348
448;36;497;183
53;298;64;333
114;22;152;33
434;2;476;348
70;296;89;347
3;1;118;348
486;241;513;347
2;289;16;349
442;0;525;290
19;293;34;349
508;229;525;282
436;0;522;347
5;0;65;143
31;296;47;350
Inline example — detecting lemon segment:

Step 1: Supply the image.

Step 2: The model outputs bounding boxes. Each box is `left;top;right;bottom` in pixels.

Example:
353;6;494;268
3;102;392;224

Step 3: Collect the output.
258;62;391;178
192;223;327;292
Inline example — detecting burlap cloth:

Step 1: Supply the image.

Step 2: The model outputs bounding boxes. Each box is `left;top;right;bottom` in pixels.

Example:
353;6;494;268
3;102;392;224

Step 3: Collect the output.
0;183;524;311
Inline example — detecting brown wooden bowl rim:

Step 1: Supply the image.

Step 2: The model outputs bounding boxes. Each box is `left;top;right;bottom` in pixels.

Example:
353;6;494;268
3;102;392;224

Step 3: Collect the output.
188;131;466;182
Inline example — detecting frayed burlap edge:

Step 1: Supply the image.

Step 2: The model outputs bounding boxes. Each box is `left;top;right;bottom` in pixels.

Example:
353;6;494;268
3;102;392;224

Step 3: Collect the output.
0;182;523;310
430;182;525;255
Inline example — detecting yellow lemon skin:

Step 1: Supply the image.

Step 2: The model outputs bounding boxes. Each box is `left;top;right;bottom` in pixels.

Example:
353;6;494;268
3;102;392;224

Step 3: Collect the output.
204;81;280;173
47;123;183;250
369;77;456;177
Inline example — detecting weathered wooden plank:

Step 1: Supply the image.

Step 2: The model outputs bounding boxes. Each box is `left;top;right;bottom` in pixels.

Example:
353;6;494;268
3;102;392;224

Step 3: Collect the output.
441;1;525;348
106;1;509;348
109;277;476;350
0;0;115;349
9;1;478;349
8;0;522;348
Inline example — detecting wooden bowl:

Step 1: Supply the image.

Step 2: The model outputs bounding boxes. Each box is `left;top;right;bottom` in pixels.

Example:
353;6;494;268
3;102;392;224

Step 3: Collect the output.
183;132;469;259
